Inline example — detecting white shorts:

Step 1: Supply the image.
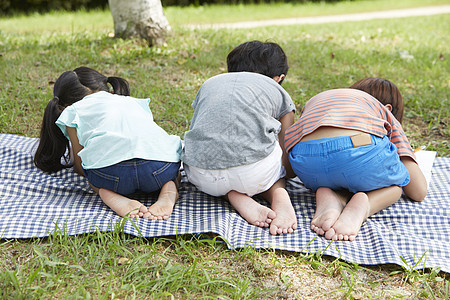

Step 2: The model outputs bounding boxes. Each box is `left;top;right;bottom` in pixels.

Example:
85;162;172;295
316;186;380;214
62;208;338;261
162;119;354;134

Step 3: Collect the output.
184;142;285;197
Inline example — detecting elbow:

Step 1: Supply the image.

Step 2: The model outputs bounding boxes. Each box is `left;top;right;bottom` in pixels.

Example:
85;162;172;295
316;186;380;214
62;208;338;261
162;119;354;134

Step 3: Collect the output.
414;188;428;202
409;194;426;202
406;184;428;202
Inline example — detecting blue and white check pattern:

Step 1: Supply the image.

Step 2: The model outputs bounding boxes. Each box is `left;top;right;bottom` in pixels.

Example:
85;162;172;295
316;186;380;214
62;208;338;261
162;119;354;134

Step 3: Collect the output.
1;133;449;272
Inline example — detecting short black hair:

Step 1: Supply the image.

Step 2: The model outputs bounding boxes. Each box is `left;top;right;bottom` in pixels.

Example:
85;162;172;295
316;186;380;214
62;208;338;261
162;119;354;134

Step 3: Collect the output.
227;40;288;81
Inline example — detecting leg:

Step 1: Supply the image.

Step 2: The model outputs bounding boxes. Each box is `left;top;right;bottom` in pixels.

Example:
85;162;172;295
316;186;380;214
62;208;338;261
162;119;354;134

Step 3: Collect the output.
310;187;348;236
367;185;403;215
98;188;148;218
86;165;146;218
227;190;276;228
144;180;179;220
324;192;369;241
261;179;297;235
326;186;402;241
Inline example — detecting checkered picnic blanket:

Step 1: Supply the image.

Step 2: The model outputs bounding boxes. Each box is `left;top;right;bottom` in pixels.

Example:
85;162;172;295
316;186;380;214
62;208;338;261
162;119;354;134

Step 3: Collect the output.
1;133;449;272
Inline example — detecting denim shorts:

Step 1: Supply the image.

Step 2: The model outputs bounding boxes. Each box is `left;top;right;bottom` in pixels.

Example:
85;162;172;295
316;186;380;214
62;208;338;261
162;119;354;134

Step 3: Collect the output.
83;159;180;195
288;134;410;193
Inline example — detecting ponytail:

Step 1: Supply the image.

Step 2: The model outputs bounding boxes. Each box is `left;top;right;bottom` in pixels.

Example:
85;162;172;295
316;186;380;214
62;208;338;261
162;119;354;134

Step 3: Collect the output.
107;76;130;96
34;97;72;173
34;67;131;173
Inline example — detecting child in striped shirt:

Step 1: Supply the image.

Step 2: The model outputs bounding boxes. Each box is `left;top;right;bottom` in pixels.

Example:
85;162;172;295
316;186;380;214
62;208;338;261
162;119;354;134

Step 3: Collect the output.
285;78;427;241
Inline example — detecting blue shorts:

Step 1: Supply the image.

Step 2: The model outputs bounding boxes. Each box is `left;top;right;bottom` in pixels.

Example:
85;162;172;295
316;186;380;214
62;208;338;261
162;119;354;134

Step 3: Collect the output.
83;159;180;195
288;134;410;193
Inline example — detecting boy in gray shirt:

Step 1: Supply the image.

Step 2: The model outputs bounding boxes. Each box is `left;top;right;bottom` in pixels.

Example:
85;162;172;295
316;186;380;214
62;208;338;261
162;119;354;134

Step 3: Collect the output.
182;41;297;235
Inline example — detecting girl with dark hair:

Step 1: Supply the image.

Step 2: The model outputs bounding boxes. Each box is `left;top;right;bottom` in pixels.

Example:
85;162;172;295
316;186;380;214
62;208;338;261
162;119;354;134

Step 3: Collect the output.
285;78;426;241
34;67;182;219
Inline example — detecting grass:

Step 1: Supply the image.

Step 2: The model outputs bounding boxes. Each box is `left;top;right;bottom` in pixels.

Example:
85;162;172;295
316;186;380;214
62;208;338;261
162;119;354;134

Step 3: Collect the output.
1;0;448;31
0;0;449;298
1;230;449;298
165;0;450;26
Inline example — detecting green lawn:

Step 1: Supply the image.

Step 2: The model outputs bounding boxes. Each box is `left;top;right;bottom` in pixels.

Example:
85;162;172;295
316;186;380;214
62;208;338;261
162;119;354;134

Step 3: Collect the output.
0;0;449;298
1;0;448;32
165;0;450;26
1;1;448;154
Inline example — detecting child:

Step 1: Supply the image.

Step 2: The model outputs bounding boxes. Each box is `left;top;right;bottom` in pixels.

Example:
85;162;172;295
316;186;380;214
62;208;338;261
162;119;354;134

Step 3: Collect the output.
182;40;297;235
285;78;427;241
34;67;182;219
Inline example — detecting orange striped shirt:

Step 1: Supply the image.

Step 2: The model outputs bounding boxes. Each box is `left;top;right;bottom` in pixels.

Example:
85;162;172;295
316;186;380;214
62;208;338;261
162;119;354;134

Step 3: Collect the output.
285;89;415;160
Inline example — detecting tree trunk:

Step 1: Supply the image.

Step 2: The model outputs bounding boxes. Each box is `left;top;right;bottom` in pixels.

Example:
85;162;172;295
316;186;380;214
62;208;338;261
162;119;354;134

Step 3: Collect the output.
108;0;171;47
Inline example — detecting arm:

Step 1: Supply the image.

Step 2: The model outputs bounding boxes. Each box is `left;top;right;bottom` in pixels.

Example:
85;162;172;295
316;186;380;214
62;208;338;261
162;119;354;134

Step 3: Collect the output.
400;156;427;202
278;111;295;178
66;126;84;176
387;116;426;201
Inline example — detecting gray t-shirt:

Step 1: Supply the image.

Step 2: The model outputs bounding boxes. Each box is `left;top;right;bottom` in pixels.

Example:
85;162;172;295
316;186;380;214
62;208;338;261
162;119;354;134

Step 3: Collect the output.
182;72;295;169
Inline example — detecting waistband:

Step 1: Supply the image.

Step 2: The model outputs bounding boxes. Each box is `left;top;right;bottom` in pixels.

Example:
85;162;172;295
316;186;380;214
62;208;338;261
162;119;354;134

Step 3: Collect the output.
295;133;383;155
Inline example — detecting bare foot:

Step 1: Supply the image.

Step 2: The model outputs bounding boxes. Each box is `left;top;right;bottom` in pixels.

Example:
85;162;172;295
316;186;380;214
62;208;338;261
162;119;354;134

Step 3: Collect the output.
269;190;297;235
262;180;297;235
99;188;148;218
325;192;370;241
227;190;276;228
144;181;178;220
311;187;345;236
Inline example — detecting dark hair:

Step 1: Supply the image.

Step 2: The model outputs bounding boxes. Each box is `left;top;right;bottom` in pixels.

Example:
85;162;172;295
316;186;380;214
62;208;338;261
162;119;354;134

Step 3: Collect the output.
227;40;288;83
350;77;404;123
34;67;130;173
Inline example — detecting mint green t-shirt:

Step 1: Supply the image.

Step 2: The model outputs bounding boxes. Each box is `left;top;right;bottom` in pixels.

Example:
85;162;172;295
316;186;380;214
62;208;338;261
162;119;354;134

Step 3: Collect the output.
56;91;182;169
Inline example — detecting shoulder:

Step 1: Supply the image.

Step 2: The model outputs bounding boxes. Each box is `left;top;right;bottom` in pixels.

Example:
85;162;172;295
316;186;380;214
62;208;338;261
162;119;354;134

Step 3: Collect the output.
88;91;150;105
202;72;233;85
85;91;146;100
311;88;370;99
203;72;274;85
307;88;380;106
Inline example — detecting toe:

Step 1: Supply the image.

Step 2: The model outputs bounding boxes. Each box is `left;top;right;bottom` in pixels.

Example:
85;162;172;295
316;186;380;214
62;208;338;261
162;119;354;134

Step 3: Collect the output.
311;224;324;235
270;225;278;235
324;228;335;240
268;210;277;220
